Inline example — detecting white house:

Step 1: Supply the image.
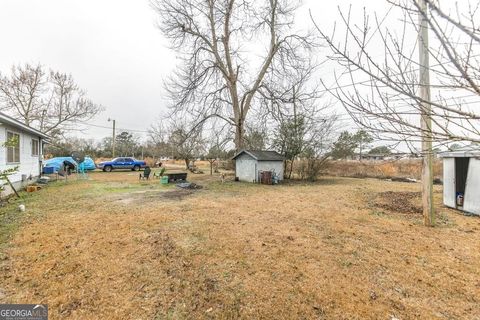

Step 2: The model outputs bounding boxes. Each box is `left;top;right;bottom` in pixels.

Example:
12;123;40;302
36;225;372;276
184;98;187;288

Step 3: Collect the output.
232;150;284;183
0;112;49;195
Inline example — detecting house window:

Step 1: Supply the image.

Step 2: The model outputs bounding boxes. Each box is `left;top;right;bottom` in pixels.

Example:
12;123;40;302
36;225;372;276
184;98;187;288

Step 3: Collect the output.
6;131;20;163
32;139;39;156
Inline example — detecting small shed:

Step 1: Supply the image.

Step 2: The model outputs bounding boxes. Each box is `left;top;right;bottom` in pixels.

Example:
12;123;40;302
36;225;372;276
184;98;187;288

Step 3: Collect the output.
232;150;284;183
439;148;480;215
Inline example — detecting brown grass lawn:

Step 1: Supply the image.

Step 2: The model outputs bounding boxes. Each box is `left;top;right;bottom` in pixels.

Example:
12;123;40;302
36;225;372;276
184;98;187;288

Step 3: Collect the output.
0;169;479;319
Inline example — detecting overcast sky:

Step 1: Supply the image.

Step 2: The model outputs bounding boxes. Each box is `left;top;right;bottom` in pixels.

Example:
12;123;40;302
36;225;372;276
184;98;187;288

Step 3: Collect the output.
0;0;386;141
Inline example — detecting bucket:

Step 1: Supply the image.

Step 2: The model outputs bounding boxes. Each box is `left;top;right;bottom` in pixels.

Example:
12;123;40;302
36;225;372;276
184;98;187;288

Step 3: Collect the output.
456;193;464;206
161;175;169;185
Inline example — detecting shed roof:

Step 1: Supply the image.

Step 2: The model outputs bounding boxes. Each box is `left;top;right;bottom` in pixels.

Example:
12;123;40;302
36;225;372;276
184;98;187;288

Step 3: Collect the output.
232;150;285;161
0;112;50;140
438;146;480;158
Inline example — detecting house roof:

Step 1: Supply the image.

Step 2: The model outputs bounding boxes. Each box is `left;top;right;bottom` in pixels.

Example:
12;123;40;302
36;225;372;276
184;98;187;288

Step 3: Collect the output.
0;112;50;140
438;146;480;158
232;150;285;161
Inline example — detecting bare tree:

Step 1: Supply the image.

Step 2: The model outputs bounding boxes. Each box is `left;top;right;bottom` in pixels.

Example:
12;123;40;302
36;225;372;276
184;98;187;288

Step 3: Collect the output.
169;122;205;169
0;64;46;126
151;0;315;150
148;120;172;160
205;122;231;174
313;0;480;147
257;59;337;178
43;71;103;137
150;117;205;169
313;0;480;225
0;63;103;138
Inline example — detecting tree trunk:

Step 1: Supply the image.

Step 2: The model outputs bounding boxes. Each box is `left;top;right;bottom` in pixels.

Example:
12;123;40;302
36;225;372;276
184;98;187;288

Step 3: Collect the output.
184;158;189;170
289;159;295;179
234;121;244;150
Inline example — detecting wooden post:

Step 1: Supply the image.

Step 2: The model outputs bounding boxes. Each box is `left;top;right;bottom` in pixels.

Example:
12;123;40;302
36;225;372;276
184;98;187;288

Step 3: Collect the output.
418;0;435;226
108;118;116;158
5;176;20;198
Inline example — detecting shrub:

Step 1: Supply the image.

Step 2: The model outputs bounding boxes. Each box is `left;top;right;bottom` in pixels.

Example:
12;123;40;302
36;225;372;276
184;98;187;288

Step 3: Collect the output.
294;157;329;182
218;160;234;171
326;159;442;180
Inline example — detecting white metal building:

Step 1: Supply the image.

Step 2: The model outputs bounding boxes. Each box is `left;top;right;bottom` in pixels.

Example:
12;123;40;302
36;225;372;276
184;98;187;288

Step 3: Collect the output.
232;150;284;183
440;148;480;215
0;112;49;195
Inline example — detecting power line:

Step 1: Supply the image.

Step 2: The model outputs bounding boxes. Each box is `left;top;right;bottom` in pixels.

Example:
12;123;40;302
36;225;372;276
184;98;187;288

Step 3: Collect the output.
78;121;150;134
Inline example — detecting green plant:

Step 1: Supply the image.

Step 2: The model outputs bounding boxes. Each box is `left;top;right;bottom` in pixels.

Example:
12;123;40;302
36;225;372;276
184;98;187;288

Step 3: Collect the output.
0;137;20;195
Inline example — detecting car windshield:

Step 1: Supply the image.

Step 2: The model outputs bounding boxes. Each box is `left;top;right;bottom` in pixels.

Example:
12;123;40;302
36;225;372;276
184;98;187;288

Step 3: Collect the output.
112;158;122;162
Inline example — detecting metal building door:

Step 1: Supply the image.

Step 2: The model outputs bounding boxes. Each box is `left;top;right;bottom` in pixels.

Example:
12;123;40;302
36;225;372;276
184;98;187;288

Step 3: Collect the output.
464;158;480;215
443;158;456;208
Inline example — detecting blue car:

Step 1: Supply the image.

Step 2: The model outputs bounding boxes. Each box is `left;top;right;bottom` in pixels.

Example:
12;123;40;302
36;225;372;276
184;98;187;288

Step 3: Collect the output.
97;157;147;172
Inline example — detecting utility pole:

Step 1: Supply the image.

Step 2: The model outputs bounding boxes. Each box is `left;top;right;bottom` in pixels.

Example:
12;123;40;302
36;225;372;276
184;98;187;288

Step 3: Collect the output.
418;0;435;226
109;118;116;158
40;109;47;132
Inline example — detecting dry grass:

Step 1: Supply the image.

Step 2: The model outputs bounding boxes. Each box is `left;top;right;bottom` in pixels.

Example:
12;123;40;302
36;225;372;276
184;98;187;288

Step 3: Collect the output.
0;169;479;319
327;159;443;180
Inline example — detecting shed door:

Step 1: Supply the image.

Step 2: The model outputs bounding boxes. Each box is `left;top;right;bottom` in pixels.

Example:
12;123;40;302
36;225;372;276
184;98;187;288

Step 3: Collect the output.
443;158;456;208
464;158;480;215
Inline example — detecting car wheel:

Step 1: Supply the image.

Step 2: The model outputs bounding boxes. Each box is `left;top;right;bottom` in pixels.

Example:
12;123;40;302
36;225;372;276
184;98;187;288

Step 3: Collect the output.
133;165;140;171
104;166;113;172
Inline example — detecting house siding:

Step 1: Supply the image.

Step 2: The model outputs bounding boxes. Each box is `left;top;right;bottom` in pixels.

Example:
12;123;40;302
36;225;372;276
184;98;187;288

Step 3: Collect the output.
235;153;257;182
0;124;43;195
235;153;284;182
257;160;284;181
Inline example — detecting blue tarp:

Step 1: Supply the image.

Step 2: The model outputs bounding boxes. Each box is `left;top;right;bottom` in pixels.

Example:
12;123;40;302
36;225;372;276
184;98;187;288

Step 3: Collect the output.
81;157;96;170
44;156;96;172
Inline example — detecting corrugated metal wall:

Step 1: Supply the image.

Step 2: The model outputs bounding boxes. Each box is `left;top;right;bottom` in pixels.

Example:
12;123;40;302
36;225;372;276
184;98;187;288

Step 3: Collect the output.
443;158;456;208
443;156;480;215
464;158;480;214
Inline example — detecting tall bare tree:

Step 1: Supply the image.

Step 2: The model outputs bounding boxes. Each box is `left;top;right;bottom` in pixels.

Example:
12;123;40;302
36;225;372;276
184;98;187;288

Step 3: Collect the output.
43;71;102;137
0;64;46;126
0;63;103;138
151;0;315;149
313;0;480;225
313;0;480;147
267;64;337;178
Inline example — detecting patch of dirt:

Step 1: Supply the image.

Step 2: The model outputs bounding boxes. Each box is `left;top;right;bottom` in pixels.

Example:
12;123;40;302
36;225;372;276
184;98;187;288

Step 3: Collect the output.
114;189;196;204
375;191;422;214
148;189;195;200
